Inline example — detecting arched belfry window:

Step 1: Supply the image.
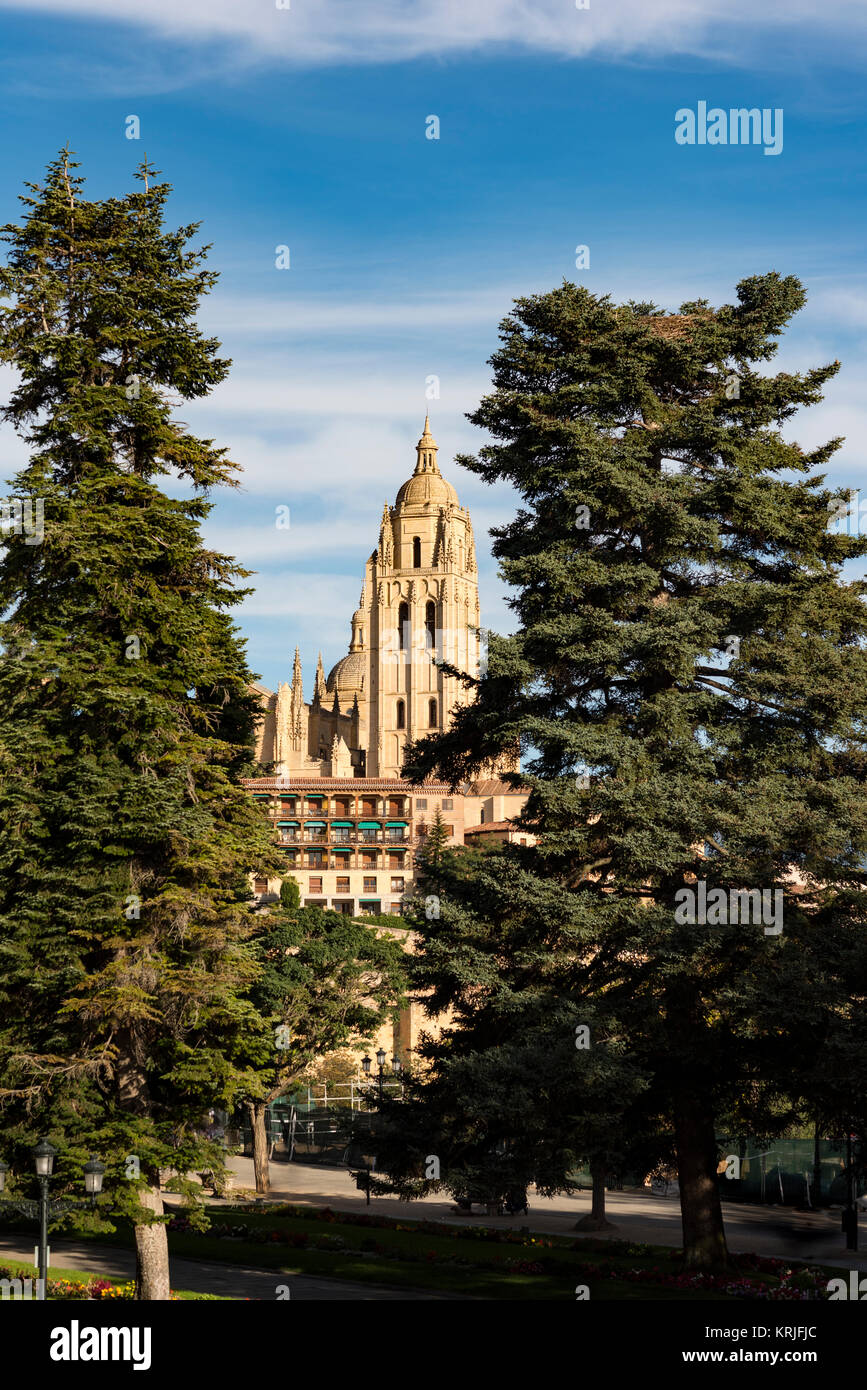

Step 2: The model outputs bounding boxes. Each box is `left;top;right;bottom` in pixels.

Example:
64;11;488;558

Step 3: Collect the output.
396;699;406;730
398;601;409;649
429;698;437;727
425;600;436;649
413;536;422;568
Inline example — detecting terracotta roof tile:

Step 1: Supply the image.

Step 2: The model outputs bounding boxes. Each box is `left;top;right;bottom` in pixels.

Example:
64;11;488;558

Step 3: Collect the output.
467;779;529;795
464;821;525;834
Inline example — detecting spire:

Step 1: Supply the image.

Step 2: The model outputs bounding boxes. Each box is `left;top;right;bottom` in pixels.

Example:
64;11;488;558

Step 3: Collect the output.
314;652;326;701
350;606;365;651
289;647;305;751
414;414;440;476
378;502;392;567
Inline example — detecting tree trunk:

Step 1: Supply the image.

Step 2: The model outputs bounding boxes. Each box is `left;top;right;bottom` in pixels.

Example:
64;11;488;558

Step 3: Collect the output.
134;1184;171;1300
249;1100;271;1194
575;1161;617;1231
674;1095;729;1269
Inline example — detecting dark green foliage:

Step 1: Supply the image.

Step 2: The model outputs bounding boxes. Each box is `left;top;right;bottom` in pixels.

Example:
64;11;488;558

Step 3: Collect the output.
399;276;867;1263
414;806;451;891
367;848;649;1206
279;877;301;910
0;151;280;1215
230;904;408;1109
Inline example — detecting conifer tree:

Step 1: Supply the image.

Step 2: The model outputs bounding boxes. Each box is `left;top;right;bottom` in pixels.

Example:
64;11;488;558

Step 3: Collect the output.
416;806;450;890
0;151;279;1297
366;846;650;1221
405;276;867;1267
279;876;301;910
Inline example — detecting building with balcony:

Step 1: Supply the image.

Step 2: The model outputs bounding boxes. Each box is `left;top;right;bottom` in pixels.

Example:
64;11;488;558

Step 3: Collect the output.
245;776;465;915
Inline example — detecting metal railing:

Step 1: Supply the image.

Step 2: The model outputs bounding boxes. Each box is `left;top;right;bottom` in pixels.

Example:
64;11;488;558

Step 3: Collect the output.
264;803;411;819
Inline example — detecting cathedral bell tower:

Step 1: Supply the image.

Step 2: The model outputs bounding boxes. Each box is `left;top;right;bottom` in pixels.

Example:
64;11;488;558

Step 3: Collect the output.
361;416;480;778
255;419;486;779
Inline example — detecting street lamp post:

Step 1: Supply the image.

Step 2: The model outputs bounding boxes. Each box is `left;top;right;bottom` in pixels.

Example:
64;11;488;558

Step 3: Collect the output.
361;1049;403;1105
0;1140;105;1299
355;1052;404;1206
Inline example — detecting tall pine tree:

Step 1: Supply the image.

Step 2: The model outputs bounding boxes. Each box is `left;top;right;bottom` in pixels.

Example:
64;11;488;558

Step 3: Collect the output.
0;151;279;1298
405;275;867;1267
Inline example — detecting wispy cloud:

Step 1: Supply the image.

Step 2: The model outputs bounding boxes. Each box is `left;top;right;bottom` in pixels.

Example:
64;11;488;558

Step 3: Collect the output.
197;288;516;339
1;0;864;75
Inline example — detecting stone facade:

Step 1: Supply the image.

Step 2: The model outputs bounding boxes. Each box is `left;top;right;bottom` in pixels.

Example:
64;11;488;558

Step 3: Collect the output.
253;417;513;781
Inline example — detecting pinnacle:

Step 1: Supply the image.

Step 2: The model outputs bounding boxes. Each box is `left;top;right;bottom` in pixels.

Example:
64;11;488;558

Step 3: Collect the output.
414;413;441;475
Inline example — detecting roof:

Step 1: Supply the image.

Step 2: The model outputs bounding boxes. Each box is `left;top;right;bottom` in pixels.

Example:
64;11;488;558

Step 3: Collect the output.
394;416;460;509
326;650;366;693
395;472;459;509
467;779;529;796
243;777;452;792
464;821;525;835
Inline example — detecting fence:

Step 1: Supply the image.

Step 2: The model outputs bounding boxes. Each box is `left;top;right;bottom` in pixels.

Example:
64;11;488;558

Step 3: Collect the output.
719;1137;864;1207
238;1082;400;1165
289;1080;401;1112
568;1137;864;1206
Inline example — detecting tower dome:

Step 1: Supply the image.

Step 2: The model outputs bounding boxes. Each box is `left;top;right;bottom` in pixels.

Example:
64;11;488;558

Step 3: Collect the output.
325;649;365;695
395;416;459;508
326;592;366;695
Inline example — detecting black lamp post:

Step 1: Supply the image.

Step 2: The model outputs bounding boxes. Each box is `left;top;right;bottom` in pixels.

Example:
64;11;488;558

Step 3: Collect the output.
0;1140;105;1300
361;1048;402;1104
356;1052;403;1206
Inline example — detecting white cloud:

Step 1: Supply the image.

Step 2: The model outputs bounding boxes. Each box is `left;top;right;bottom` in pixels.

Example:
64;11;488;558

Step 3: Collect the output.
804;287;867;333
197;289;514;339
186;369;491;423
192;416;489;500
203;515;387;562
1;0;864;71
236;569;359;620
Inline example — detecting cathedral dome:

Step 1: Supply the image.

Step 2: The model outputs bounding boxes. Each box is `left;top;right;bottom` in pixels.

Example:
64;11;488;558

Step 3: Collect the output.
326;649;365;694
395;415;459;509
395;470;459;508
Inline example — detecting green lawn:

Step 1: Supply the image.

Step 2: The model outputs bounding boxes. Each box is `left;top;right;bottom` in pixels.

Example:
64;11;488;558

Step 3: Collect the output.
0;1203;838;1301
161;1205;839;1300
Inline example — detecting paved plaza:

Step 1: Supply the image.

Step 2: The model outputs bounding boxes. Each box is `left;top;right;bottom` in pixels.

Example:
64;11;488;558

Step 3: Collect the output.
221;1155;867;1271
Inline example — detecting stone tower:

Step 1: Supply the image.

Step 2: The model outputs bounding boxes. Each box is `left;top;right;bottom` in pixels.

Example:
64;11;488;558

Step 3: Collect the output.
256;418;483;779
370;416;479;776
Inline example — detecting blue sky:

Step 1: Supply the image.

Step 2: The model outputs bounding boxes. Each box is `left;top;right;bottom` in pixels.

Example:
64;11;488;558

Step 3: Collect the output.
0;1;866;691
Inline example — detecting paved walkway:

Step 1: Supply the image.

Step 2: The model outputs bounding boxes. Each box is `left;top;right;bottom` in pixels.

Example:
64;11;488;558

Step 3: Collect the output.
221;1155;867;1270
0;1236;455;1300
